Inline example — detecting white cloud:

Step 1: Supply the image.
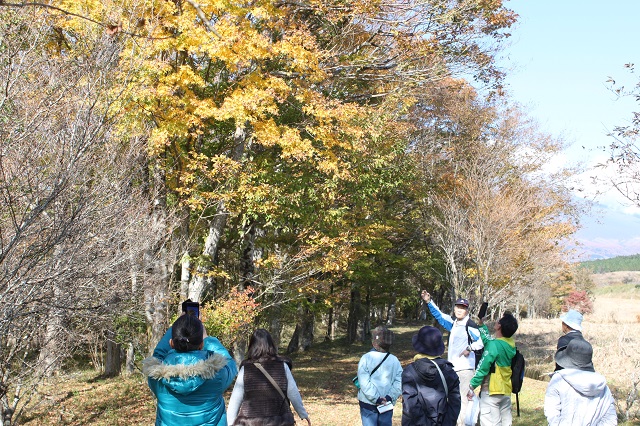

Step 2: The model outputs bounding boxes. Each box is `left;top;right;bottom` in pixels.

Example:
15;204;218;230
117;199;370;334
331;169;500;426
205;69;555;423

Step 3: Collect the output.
568;151;640;214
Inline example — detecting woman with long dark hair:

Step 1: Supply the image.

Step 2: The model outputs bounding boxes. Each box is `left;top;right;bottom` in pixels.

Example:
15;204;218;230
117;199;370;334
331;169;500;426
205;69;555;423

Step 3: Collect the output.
227;329;311;426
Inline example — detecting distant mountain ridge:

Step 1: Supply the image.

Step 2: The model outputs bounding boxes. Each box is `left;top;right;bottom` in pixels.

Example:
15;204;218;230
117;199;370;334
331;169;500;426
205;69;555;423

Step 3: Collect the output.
579;254;640;273
574;236;640;261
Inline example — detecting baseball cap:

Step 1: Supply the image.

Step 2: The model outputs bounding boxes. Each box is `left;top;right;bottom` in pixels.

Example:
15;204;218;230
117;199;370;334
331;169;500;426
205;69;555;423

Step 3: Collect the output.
455;298;469;307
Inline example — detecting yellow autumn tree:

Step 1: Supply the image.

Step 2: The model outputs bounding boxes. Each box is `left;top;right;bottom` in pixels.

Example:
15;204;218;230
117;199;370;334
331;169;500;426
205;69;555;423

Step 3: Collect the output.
2;0;519;347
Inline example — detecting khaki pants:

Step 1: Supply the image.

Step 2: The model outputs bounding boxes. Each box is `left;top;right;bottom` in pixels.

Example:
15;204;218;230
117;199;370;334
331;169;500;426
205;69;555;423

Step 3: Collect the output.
456;369;475;426
479;392;511;426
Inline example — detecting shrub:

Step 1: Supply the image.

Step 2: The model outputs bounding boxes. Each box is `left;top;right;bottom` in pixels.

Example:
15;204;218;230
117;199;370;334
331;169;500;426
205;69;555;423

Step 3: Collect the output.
562;290;593;315
201;286;260;347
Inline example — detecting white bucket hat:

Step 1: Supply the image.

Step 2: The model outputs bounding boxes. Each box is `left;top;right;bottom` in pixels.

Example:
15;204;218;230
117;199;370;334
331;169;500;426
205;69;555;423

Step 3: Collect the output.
560;309;583;331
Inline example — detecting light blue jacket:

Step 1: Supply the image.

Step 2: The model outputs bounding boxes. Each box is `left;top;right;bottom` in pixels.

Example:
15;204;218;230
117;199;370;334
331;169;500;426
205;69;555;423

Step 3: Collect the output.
143;328;238;426
357;349;403;406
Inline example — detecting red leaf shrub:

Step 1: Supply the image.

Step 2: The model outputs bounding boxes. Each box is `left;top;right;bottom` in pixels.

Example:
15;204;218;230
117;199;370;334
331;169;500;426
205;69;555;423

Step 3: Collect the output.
562;290;593;315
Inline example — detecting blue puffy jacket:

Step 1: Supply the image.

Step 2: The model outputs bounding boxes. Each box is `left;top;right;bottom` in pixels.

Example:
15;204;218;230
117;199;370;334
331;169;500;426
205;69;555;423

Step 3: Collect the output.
143;328;238;426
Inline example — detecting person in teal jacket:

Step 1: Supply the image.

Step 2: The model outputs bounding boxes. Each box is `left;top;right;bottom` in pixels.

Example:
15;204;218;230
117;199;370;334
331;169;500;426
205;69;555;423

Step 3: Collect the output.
143;313;238;426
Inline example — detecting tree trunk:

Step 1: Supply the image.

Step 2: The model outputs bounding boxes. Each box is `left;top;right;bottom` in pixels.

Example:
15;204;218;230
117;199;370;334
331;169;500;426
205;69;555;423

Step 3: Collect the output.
269;312;283;349
363;289;371;341
233;339;246;366
240;222;257;289
286;301;314;353
530;303;536;319
286;324;300;354
325;285;334;341
144;156;171;353
180;251;191;302
300;299;314;351
1;395;14;426
346;287;362;344
386;292;397;326
178;206;191;304
125;342;135;376
104;337;121;377
189;202;226;302
37;282;64;376
189;124;247;302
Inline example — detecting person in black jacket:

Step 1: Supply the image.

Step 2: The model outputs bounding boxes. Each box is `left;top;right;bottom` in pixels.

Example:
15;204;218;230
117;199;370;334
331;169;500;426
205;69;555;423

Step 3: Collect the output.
402;326;461;426
554;309;585;372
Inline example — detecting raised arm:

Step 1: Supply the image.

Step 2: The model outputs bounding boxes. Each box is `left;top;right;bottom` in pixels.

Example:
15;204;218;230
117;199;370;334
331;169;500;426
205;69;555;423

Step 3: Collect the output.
422;291;453;331
151;327;173;361
226;366;245;426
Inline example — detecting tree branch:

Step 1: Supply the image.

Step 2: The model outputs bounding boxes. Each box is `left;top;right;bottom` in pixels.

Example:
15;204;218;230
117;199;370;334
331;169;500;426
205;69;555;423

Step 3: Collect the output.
184;0;222;39
0;1;173;40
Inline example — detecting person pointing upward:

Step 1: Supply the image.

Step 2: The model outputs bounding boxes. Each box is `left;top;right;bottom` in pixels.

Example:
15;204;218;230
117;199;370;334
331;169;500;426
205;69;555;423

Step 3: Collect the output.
422;291;483;426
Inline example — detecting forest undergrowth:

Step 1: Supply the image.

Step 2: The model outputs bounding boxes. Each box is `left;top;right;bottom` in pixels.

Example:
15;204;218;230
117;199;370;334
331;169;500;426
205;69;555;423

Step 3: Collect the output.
21;288;640;425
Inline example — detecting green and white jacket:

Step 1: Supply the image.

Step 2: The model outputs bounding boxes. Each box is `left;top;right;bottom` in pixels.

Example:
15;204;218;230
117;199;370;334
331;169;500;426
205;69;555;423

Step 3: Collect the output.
469;324;516;395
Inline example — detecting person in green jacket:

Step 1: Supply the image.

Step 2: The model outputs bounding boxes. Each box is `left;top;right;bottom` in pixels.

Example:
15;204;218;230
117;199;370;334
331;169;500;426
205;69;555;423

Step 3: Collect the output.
466;312;518;426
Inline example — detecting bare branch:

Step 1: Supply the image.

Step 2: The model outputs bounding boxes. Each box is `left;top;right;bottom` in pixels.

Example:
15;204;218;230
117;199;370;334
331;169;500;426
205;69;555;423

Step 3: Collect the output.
0;1;173;40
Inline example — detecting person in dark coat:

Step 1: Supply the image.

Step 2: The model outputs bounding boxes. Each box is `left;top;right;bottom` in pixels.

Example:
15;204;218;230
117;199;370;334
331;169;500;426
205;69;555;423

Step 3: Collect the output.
402;326;461;426
554;309;585;371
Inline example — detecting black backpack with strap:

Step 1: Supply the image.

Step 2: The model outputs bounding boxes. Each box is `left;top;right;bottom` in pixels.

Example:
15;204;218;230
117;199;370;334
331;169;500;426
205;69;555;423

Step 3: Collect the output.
412;359;449;426
511;348;526;416
488;346;526;417
465;320;484;368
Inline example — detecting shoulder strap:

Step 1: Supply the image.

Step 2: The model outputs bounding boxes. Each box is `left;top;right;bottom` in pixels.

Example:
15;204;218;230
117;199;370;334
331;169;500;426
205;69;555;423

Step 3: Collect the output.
370;352;391;376
428;359;448;401
465;319;478;345
254;362;286;401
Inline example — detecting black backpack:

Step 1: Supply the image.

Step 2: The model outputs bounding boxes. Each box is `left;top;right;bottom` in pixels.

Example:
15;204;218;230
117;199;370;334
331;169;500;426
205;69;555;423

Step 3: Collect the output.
511;348;526;416
412;360;449;426
465;320;484;368
488;346;525;416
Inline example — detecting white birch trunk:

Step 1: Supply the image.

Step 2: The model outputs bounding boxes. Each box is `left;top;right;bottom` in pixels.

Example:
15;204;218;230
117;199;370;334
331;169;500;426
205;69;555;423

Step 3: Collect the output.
188;124;247;302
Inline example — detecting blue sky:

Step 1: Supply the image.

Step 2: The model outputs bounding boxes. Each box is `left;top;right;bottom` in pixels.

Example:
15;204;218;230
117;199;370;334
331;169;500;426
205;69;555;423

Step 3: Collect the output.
498;0;640;258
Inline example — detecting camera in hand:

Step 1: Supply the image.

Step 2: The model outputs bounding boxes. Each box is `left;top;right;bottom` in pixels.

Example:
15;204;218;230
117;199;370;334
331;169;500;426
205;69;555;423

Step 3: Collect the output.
182;299;200;318
478;302;488;319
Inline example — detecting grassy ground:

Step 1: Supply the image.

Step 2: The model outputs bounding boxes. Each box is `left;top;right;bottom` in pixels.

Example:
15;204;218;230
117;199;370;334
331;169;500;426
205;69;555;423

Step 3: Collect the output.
20;316;640;425
19;274;640;425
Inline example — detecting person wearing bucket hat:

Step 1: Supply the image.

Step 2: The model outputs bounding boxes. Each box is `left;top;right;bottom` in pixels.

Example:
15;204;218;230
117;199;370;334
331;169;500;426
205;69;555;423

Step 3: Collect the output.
402;326;461;426
356;326;403;426
421;291;483;426
554;309;586;371
544;339;617;425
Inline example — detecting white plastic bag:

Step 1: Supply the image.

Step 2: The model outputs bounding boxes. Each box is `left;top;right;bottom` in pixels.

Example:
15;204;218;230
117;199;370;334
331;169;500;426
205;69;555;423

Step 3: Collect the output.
464;394;480;426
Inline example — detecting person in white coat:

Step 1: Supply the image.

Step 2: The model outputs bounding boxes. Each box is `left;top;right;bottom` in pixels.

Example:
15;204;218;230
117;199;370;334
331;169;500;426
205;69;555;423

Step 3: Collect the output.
544;338;617;426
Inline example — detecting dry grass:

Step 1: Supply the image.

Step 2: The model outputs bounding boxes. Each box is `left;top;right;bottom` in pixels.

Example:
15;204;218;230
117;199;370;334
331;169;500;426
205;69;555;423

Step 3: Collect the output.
515;291;640;424
591;271;640;289
18;287;640;425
